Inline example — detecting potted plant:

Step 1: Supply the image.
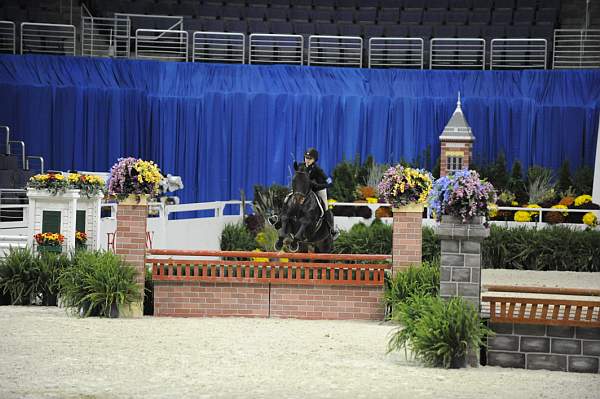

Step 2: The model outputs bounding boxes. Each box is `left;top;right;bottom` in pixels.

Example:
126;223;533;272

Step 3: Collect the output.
34;232;64;254
107;157;163;204
428;170;496;224
378;165;433;212
75;231;87;250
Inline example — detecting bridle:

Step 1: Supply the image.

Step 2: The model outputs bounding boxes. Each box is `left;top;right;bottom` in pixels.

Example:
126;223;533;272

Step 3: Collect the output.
291;171;311;206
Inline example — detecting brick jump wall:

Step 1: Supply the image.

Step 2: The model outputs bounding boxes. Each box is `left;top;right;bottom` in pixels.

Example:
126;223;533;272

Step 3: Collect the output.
149;250;390;321
154;282;384;320
488;323;600;373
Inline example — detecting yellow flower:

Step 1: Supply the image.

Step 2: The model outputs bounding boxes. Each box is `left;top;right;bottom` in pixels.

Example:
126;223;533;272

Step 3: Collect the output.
251;249;269;262
488;204;498;218
526;204;541;217
53;174;64;180
366;197;378;204
550;204;569;216
583;212;598;227
511;201;519;206
575;195;593;207
514;211;531;222
68;173;81;183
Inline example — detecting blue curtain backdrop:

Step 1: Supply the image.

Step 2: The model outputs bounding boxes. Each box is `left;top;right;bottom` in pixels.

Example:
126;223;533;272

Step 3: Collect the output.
0;54;598;204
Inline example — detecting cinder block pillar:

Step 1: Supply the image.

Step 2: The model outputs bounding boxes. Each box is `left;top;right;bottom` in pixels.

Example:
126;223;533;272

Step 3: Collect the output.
437;216;489;312
115;204;147;317
392;204;423;273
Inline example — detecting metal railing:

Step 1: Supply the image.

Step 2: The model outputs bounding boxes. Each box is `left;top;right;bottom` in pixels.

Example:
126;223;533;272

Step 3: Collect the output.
135;29;188;62
20;22;76;56
192;32;245;64
25;156;44;174
553;29;600;69
0;21;15;54
8;141;25;169
0;189;28;229
249;34;303;65
490;39;548;69
430;38;486;70
368;37;424;69
81;16;130;58
0;126;10;155
308;35;363;67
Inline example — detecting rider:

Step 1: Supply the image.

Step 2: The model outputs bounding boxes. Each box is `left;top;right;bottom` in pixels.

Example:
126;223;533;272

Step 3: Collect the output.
294;148;338;239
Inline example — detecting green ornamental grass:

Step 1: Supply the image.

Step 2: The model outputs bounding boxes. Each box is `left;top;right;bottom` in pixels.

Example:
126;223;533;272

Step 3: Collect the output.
59;250;141;318
388;295;492;369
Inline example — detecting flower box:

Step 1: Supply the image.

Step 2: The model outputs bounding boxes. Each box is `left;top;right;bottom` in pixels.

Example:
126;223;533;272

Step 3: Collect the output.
37;245;62;254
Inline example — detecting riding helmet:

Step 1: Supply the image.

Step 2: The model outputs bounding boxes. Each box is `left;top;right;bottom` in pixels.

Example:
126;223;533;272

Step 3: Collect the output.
304;148;319;161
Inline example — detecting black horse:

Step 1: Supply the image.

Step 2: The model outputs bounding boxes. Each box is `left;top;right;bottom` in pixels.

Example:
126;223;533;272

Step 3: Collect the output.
272;168;333;253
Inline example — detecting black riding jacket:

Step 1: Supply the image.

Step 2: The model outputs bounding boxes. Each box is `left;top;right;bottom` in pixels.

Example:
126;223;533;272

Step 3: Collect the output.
305;163;330;191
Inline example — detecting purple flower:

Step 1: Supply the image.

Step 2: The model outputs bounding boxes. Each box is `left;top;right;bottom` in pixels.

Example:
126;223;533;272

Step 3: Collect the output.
428;170;497;222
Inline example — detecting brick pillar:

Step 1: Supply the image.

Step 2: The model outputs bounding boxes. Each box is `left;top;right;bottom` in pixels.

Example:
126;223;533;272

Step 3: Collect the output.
437;216;489;312
115;204;147;317
392;204;423;273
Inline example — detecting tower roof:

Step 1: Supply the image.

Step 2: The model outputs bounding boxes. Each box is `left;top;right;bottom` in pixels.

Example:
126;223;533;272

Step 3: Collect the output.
439;92;475;142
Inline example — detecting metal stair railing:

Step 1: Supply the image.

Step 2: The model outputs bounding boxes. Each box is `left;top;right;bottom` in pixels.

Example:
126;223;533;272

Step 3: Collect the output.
0;21;15;54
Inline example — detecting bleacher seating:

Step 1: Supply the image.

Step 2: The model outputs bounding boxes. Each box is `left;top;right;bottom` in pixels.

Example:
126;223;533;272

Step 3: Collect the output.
2;0;599;69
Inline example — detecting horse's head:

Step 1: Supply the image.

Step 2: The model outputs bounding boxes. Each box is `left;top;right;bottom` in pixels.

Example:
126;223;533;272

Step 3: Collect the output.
292;169;311;197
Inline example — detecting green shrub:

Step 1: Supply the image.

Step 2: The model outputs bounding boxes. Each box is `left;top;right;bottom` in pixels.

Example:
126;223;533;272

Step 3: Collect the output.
37;252;71;306
383;260;439;315
508;160;527;204
388;295;491;368
220;222;257;251
0;247;39;305
557;160;572;194
0;248;71;306
59;250;141;317
572;165;594;196
333;219;392;254
329;160;360;202
422;226;440;263
482;225;600;272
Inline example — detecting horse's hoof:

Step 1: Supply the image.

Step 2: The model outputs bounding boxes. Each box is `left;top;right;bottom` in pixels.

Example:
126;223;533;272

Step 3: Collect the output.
287;240;300;253
274;239;284;251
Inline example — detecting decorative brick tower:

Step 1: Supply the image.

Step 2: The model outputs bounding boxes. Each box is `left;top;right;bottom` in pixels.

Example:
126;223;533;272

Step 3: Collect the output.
440;93;475;177
115;203;148;317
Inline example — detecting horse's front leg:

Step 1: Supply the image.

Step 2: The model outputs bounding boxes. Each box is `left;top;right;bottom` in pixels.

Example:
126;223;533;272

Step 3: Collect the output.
275;214;290;251
293;216;312;242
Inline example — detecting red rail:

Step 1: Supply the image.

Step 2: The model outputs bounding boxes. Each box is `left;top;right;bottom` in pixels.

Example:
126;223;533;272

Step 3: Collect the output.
148;249;390;261
147;249;391;286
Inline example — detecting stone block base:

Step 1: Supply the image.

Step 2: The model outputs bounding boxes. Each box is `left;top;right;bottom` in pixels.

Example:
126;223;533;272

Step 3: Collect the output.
487;322;600;373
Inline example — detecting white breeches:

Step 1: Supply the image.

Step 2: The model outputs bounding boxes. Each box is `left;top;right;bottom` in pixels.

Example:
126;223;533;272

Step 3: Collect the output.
317;189;327;207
